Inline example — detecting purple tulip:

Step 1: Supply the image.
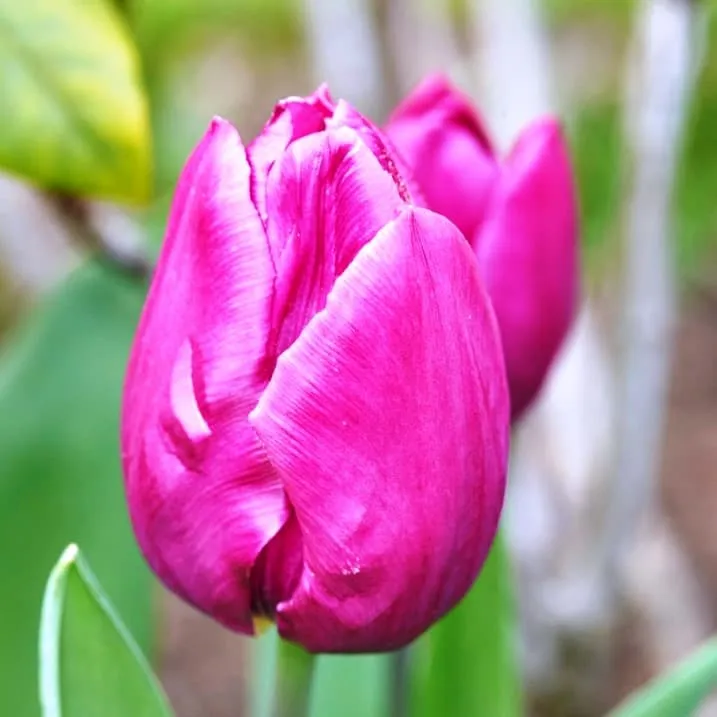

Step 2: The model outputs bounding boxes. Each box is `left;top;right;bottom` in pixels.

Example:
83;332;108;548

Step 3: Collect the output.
121;88;510;653
386;74;579;420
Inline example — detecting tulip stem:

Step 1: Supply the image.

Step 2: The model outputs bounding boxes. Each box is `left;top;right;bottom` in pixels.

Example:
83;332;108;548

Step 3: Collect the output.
270;638;316;717
390;648;409;717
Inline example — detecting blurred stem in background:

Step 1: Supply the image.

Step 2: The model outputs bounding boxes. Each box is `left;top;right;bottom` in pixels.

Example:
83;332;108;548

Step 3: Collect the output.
389;648;409;717
46;194;152;281
270;639;316;717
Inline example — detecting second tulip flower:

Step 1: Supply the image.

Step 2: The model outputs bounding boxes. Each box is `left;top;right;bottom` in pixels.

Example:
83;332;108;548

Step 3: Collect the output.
386;74;580;420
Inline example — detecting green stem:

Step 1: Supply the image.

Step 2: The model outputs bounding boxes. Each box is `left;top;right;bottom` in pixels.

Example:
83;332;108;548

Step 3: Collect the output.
390;648;409;717
270;638;317;717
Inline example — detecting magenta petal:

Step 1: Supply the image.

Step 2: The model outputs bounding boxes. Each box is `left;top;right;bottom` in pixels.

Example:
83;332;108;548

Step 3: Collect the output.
263;126;405;358
385;73;499;240
121;118;287;634
248;92;333;223
327;99;420;204
476;118;579;420
250;207;510;652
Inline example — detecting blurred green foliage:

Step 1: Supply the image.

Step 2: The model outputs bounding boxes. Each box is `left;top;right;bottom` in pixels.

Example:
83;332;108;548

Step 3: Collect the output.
129;0;300;65
570;101;624;259
0;0;151;202
545;0;637;24
0;264;152;716
676;5;717;275
129;0;302;197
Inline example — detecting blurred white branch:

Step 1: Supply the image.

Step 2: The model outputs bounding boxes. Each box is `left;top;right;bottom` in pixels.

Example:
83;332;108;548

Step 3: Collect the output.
471;0;555;149
386;0;461;94
302;0;386;116
602;0;704;589
609;4;716;712
505;305;617;691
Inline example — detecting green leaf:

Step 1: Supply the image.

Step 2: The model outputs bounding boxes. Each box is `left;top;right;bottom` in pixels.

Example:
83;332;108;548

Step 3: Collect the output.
0;0;151;202
409;530;523;717
39;545;172;717
609;637;717;717
0;262;153;717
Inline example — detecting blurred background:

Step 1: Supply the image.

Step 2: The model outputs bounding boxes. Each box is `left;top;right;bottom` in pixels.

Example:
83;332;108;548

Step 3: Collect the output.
1;0;716;715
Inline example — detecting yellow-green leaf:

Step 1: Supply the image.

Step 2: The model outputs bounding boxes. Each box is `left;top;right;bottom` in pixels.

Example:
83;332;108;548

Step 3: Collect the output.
0;0;151;202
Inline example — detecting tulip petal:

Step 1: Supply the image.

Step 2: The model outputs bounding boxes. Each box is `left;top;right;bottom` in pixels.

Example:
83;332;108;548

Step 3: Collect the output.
385;73;499;240
250;207;510;652
121;118;288;633
248;90;333;223
476;118;579;419
327;98;420;204
263;126;405;358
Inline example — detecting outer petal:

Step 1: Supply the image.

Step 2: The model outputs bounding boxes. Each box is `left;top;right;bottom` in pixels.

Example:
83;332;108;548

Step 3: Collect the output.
475;118;579;420
249;127;406;614
385;73;500;240
250;207;510;652
121;118;287;634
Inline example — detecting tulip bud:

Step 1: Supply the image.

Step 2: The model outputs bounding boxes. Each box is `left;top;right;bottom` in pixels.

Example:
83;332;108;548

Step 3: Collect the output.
121;89;510;653
386;74;579;420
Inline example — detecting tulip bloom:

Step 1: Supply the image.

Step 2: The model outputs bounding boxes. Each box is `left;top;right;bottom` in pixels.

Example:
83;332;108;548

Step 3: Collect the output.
121;88;510;653
386;74;579;420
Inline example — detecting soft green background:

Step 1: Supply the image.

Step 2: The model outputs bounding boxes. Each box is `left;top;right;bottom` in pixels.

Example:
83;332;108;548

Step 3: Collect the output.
0;265;151;716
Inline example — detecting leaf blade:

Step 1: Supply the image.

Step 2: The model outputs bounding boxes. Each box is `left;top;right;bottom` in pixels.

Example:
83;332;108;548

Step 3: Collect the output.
609;637;717;717
0;0;151;201
39;544;172;717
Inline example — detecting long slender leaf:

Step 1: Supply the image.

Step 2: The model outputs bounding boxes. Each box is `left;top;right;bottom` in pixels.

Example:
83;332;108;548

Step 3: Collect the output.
609;637;717;717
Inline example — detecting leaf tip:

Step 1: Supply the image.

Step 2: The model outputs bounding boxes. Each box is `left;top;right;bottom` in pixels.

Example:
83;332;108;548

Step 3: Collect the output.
58;543;79;569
